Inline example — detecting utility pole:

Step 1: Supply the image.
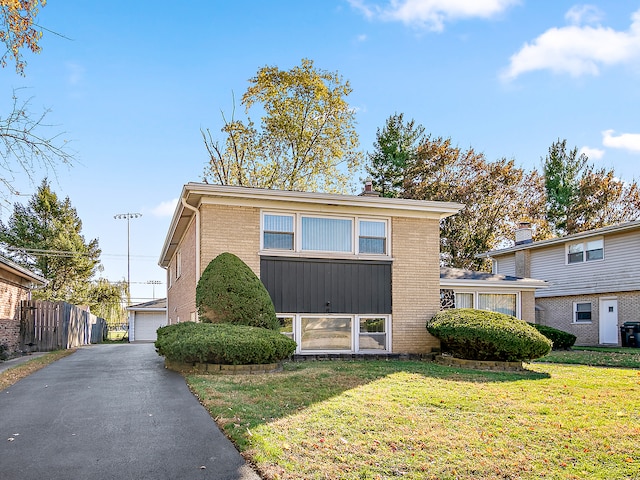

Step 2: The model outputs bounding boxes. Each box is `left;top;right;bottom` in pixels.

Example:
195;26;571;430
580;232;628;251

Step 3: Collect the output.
114;213;142;305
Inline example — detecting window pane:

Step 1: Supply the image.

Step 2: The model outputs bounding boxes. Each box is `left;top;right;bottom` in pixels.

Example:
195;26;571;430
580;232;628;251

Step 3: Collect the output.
360;220;385;237
359;317;386;350
359;237;385;254
455;293;474;309
302;217;352;252
278;316;294;340
264;214;293;233
586;240;603;261
568;243;584;263
264;232;294;250
478;294;516;317
575;303;592;322
301;317;351;350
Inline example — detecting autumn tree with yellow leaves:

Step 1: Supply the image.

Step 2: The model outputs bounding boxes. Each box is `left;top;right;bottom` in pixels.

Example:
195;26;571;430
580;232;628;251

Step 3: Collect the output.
202;59;362;193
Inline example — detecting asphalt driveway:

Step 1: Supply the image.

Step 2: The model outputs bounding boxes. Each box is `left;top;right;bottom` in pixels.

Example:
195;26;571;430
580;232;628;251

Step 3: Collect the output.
0;343;261;480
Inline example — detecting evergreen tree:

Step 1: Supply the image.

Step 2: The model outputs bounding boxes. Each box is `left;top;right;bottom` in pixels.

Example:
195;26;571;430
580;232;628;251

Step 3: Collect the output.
365;113;425;198
0;179;101;303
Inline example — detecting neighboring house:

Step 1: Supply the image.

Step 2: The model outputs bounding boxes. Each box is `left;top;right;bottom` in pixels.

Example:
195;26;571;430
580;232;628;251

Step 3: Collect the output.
159;182;463;356
0;255;46;356
478;221;640;346
439;267;547;323
127;298;167;342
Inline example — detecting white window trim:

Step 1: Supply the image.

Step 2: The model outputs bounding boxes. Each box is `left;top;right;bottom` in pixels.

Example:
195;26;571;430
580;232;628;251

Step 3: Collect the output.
261;210;392;260
573;301;593;324
565;237;604;265
278;314;392;354
452;290;520;319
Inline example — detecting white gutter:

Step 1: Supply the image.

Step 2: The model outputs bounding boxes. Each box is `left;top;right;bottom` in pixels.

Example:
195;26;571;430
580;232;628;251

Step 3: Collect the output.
181;197;200;288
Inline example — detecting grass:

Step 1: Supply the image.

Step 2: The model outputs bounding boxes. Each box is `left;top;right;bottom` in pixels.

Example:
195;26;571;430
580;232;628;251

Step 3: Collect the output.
536;346;640;368
0;350;75;391
187;356;640;480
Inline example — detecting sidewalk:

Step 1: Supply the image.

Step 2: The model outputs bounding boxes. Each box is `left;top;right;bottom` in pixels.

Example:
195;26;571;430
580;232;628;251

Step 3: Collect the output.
0;352;47;374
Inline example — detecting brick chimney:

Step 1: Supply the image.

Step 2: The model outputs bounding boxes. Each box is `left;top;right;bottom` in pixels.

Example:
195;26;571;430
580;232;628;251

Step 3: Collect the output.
515;221;533;245
359;179;380;197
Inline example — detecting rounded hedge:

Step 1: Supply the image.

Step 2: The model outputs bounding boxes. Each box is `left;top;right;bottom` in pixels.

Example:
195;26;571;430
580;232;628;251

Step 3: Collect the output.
528;323;577;350
427;309;552;362
155;322;297;365
196;252;279;331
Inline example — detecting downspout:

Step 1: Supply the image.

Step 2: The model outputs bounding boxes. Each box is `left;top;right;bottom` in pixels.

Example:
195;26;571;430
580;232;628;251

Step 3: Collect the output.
181;197;200;289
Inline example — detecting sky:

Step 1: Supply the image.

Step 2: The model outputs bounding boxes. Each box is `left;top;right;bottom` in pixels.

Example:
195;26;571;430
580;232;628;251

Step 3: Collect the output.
1;0;639;304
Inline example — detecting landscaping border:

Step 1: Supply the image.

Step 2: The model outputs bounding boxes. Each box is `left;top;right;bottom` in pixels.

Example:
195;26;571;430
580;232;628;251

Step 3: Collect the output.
164;359;283;375
435;354;525;371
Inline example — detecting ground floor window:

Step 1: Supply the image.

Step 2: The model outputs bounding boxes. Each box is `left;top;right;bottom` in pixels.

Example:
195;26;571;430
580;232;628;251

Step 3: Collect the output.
574;302;592;323
278;314;390;353
444;290;519;318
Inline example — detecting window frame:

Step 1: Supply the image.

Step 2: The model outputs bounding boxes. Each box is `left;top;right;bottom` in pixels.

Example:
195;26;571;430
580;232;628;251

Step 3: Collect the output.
262;213;295;251
176;249;182;278
566;237;604;265
573;302;592;323
278;314;391;353
449;290;520;318
261;211;391;258
358;218;387;255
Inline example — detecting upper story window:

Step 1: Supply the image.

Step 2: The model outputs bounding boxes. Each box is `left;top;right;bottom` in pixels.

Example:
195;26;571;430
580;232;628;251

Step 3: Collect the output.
264;214;294;250
302;216;352;252
262;212;389;256
567;238;603;264
359;220;386;254
176;250;182;278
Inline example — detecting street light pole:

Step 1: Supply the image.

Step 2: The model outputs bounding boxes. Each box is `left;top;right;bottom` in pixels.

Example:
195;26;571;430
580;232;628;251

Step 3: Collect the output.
114;212;142;305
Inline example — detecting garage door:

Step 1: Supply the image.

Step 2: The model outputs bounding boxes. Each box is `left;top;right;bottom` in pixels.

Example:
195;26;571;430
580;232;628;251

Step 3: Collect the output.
133;312;167;341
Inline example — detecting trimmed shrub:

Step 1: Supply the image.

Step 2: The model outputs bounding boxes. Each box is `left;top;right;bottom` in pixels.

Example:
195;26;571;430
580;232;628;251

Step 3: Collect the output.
155;322;296;365
427;308;552;362
196;252;279;331
528;323;576;350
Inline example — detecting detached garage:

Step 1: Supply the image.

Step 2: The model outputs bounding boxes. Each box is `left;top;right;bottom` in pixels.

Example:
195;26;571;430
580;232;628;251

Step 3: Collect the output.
127;299;167;342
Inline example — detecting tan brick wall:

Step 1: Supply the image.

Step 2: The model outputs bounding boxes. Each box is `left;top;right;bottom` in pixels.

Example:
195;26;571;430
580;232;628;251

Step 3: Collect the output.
536;291;640;346
200;204;261;276
167;205;261;325
391;217;441;353
520;290;536;323
167;218;197;325
0;275;32;355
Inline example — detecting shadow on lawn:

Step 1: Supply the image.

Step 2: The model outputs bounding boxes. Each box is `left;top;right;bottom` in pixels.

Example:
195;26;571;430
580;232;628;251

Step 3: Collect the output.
186;359;551;448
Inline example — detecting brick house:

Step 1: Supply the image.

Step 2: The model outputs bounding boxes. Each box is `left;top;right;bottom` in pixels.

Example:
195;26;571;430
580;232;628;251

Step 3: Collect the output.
0;255;46;356
478;221;640;346
159;183;465;355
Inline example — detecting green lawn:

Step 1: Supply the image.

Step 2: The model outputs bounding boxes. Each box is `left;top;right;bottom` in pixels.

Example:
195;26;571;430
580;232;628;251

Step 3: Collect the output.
187;356;640;480
536;346;640;368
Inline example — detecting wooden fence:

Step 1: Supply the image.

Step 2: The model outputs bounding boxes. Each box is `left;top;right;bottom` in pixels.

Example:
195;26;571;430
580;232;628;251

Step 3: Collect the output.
19;300;107;352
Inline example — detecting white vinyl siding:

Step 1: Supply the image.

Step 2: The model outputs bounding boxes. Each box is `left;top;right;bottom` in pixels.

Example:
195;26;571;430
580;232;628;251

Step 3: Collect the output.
494;230;640;298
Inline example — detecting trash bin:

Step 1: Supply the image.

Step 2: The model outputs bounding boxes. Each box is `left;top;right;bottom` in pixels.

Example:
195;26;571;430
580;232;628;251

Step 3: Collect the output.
620;321;640;348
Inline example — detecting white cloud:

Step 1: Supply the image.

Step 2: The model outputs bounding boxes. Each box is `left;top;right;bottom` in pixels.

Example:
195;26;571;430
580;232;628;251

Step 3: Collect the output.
502;8;640;81
579;146;605;160
150;198;178;217
357;33;368;42
565;5;604;26
349;0;518;31
602;129;640;153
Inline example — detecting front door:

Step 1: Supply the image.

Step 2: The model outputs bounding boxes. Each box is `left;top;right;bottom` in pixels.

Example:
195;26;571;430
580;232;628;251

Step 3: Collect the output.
599;298;618;344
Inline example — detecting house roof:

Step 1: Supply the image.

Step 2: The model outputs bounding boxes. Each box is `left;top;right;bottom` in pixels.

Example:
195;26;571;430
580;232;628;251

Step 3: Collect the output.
439;267;547;290
126;298;167;312
0;255;46;285
477;220;640;258
159;183;464;268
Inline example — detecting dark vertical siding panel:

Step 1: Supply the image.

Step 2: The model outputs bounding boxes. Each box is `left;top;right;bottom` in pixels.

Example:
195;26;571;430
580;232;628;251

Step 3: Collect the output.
261;257;392;314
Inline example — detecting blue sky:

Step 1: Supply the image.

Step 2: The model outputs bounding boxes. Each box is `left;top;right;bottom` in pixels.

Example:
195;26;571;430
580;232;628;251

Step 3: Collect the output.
1;1;639;303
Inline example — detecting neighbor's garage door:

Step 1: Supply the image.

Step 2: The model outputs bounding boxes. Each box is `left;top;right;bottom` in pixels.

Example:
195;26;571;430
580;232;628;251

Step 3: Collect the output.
133;312;167;341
